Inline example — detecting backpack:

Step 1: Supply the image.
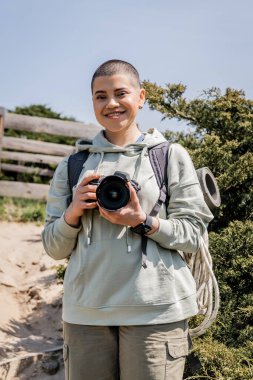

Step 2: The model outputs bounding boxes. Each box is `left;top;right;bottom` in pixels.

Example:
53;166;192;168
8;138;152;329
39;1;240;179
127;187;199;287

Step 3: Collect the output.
67;141;220;337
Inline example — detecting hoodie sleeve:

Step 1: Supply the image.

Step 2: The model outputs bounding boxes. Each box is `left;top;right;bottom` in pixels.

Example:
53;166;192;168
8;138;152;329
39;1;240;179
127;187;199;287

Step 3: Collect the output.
148;143;214;253
41;157;82;260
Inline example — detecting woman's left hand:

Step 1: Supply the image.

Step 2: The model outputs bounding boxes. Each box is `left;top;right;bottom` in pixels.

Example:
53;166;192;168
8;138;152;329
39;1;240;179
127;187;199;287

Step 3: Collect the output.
98;182;146;227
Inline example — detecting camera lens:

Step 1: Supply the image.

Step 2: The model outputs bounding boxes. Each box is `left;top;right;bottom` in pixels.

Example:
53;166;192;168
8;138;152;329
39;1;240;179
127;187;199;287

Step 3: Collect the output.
96;175;130;211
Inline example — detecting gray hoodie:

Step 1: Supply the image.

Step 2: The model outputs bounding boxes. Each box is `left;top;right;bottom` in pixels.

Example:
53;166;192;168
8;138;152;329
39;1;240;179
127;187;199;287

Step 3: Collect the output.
42;128;213;325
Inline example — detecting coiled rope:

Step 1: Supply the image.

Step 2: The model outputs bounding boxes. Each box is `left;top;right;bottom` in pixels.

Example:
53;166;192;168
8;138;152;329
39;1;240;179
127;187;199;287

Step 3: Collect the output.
183;231;220;338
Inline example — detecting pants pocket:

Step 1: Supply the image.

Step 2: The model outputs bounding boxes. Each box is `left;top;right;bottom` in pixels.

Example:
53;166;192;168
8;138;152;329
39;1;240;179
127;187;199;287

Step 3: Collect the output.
167;338;189;358
165;337;190;380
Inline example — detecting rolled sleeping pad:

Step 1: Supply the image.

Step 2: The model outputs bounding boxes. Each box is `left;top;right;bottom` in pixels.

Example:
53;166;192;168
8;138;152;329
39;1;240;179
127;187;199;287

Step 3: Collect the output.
196;167;221;209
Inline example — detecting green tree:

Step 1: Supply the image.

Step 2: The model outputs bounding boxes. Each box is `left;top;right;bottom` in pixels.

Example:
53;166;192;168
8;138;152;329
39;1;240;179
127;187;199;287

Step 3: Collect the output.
12;104;76;121
143;81;253;379
143;82;253;229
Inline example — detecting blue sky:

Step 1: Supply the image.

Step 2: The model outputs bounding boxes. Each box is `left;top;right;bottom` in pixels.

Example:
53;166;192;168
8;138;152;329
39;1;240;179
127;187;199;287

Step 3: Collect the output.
0;0;252;132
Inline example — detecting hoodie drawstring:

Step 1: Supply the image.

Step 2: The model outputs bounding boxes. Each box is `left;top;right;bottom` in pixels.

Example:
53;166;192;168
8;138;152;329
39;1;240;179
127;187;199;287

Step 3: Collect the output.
132;146;148;182
131;146;149;268
95;152;104;173
126;227;132;253
85;152;104;245
87;210;94;245
85;144;150;268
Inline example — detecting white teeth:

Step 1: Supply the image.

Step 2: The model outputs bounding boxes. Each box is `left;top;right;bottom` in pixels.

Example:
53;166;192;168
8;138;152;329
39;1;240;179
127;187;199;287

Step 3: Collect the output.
107;112;122;117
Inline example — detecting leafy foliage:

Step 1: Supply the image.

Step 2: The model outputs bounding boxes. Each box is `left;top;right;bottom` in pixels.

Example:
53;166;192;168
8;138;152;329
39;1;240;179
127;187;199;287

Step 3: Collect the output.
185;338;253;380
209;221;253;347
143;81;253;378
144;82;253;230
11;104;76;121
0;197;45;224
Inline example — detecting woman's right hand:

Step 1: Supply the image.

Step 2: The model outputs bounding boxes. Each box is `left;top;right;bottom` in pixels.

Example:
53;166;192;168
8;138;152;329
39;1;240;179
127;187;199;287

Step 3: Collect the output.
64;173;101;227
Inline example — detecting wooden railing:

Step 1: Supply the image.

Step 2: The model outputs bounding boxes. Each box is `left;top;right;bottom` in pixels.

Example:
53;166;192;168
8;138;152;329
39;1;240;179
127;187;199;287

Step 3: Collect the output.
0;107;101;200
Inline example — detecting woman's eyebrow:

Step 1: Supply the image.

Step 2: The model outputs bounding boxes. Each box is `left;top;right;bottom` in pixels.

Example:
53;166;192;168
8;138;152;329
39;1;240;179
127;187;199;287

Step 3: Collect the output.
115;87;128;91
94;87;128;95
94;90;106;95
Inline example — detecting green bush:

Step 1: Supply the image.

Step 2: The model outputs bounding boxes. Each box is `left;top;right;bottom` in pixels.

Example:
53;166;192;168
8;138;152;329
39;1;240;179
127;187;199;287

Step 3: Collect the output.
20;206;45;223
56;263;67;283
0;197;45;224
209;221;253;347
185;338;253;380
185;222;253;378
143;82;253;378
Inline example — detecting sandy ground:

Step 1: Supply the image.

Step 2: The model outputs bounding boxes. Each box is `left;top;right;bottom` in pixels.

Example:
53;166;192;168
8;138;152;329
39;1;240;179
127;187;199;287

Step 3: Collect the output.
0;222;65;379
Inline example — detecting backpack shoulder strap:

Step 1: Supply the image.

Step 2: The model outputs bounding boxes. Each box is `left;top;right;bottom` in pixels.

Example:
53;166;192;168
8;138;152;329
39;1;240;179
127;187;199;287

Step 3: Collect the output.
141;141;170;268
148;141;170;217
147;142;220;336
67;150;90;206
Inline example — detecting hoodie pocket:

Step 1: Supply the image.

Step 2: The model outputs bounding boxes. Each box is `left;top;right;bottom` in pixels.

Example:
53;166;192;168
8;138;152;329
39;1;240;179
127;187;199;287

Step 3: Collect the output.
72;238;177;308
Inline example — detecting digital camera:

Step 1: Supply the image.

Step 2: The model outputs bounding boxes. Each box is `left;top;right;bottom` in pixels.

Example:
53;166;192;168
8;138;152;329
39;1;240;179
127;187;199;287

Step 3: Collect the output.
90;171;141;211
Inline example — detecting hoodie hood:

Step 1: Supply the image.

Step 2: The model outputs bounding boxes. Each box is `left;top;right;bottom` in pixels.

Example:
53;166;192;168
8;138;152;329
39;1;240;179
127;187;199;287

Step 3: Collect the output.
75;128;166;155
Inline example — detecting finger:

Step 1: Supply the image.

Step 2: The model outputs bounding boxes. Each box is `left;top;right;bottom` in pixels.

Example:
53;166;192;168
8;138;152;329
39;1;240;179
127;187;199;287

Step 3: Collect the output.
128;182;139;205
98;205;107;218
77;183;98;194
79;173;101;187
82;201;98;209
98;205;107;216
83;192;97;202
98;205;114;220
73;189;97;201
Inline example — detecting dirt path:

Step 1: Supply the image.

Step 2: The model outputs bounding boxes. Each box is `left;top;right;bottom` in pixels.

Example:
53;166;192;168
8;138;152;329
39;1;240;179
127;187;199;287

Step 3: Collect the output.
0;222;65;379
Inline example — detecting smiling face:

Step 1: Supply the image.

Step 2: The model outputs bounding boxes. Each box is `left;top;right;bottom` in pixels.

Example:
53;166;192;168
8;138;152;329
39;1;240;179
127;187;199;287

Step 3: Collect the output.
92;73;145;138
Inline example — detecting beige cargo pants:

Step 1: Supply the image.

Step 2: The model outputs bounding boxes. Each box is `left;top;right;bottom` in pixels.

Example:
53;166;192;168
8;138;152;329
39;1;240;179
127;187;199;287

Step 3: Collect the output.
63;319;191;380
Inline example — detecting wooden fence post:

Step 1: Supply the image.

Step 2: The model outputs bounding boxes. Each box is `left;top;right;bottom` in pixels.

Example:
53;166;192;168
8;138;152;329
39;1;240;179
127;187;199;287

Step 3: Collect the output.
0;107;6;172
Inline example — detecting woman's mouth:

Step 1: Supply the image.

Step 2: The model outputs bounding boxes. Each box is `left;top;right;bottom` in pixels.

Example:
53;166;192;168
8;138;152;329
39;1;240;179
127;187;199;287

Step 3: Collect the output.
105;111;126;119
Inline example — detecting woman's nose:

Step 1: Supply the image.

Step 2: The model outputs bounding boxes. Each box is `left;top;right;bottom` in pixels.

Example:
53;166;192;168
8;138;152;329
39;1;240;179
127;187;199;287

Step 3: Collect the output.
106;97;119;108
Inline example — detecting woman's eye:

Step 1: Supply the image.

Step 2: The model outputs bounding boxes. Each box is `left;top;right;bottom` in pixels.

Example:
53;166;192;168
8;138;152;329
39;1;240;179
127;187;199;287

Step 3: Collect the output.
96;95;106;100
117;92;127;97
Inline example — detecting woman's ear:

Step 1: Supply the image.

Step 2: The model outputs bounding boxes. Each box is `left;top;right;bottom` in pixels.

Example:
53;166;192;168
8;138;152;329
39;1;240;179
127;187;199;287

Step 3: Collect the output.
139;88;146;108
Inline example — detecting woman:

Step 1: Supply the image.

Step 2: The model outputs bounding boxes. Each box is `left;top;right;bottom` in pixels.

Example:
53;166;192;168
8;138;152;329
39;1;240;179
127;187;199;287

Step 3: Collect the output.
42;59;213;380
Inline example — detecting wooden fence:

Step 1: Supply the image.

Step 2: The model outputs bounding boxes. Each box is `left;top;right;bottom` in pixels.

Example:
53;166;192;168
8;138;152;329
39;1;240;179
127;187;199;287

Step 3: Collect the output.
0;107;101;200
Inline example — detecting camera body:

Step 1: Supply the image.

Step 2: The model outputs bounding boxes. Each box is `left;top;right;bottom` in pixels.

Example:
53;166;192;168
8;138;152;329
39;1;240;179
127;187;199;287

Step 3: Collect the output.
90;171;140;211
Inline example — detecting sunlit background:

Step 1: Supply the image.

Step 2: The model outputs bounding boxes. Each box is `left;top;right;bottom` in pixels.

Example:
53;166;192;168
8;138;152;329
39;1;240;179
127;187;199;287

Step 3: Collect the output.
1;0;252;132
